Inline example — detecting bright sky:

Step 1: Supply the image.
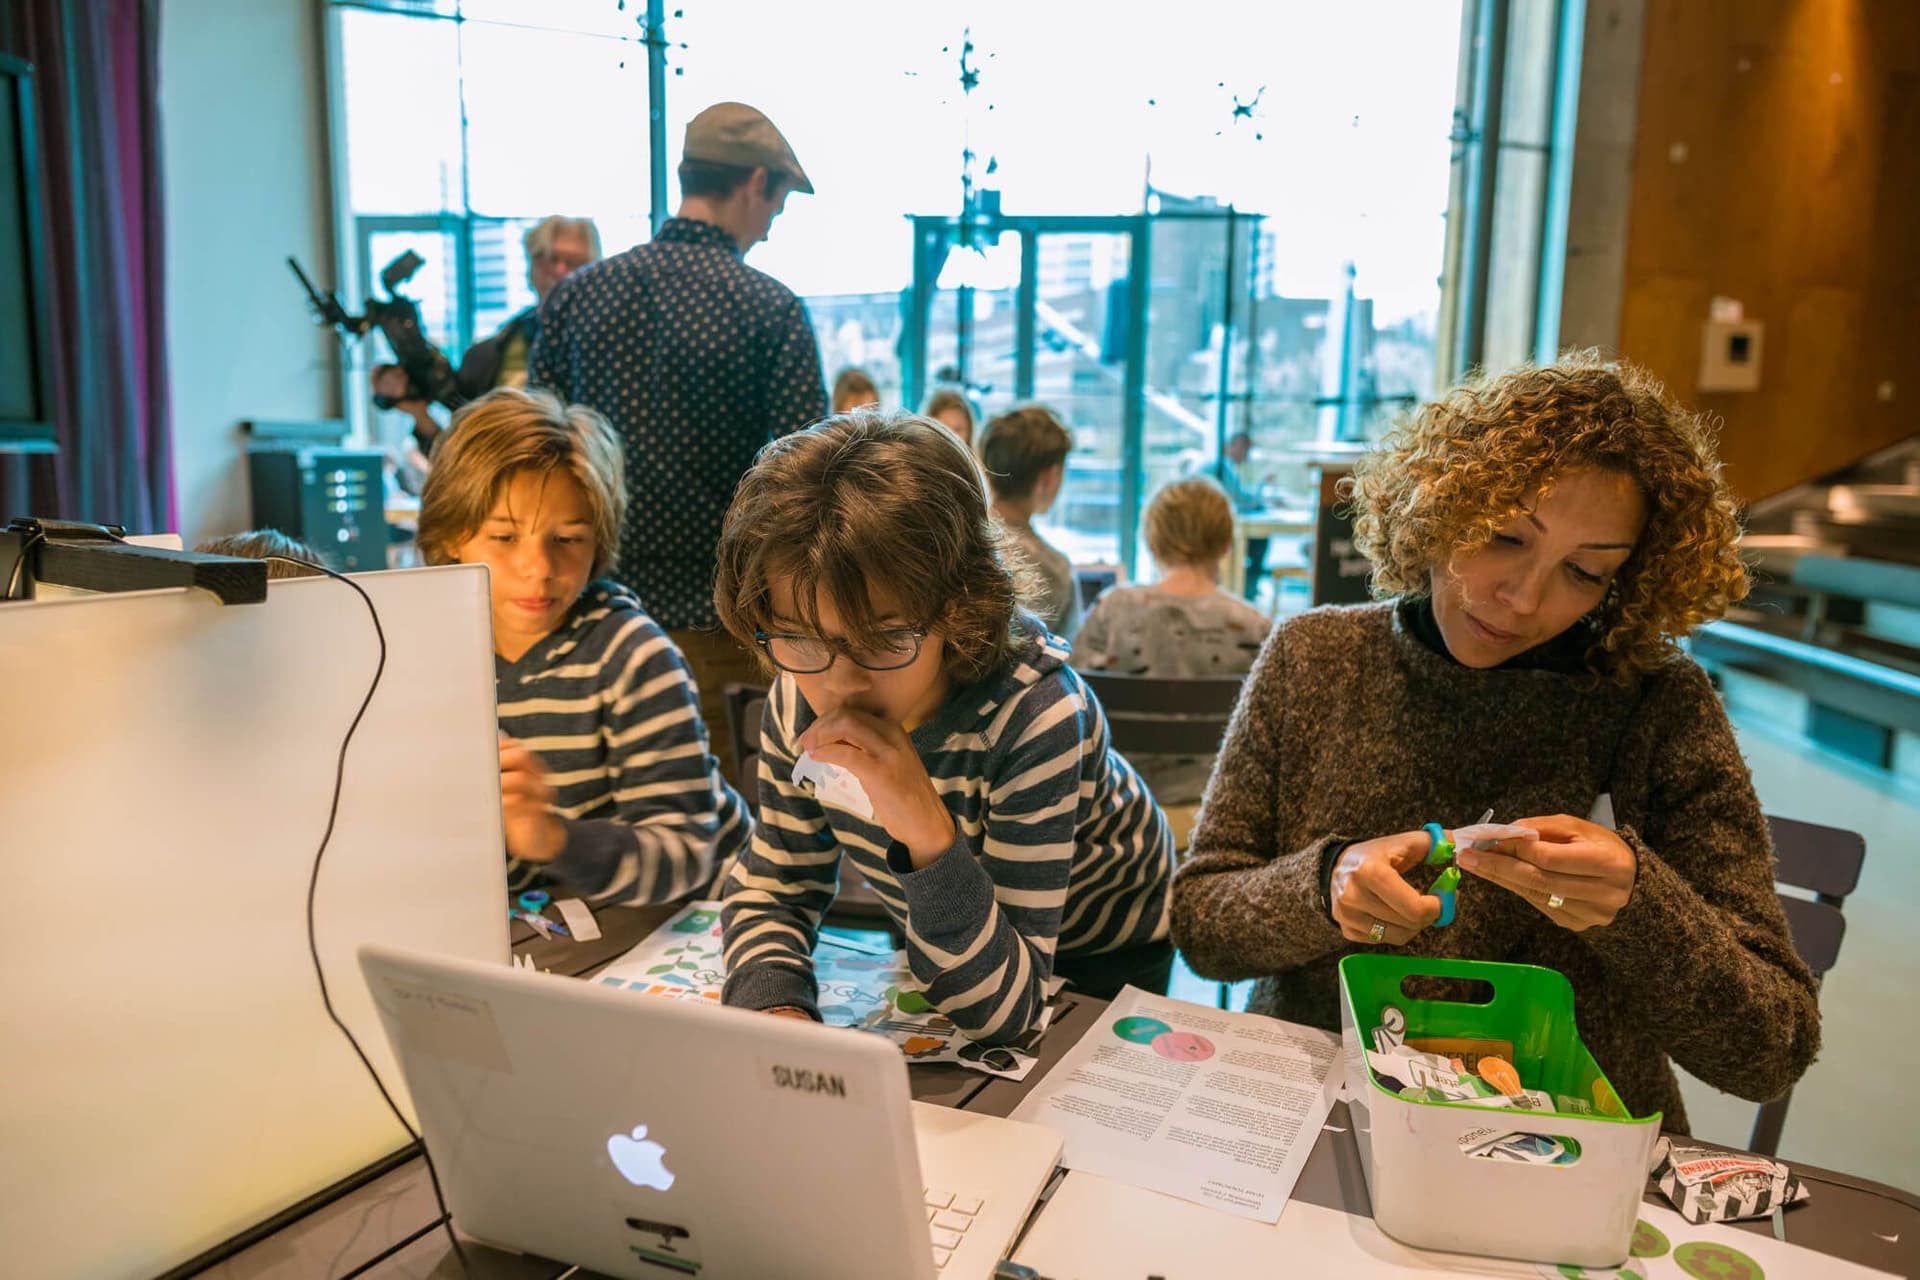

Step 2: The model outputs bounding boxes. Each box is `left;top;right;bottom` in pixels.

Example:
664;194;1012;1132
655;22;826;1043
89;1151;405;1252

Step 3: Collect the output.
343;1;1464;320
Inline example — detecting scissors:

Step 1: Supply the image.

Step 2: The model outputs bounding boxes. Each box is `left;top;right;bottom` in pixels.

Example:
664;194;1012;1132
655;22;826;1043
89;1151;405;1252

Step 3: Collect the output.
509;889;571;939
1430;808;1493;928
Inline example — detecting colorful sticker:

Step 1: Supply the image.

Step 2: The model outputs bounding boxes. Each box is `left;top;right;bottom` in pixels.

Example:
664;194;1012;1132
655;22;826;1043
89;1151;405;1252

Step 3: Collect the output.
1630;1218;1671;1259
1476;1055;1523;1097
1112;1015;1173;1045
1673;1241;1764;1280
668;908;717;934
1151;1031;1216;1062
625;1217;700;1275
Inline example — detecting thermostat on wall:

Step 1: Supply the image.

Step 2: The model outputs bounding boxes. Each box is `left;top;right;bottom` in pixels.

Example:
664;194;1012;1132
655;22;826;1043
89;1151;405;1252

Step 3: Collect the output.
1699;319;1763;392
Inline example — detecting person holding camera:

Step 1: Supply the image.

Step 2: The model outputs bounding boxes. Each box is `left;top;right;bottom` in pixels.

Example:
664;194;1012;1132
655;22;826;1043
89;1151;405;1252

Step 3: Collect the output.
372;215;601;458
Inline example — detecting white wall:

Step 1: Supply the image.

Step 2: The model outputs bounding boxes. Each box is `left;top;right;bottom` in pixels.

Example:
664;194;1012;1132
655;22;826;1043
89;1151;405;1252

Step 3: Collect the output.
161;0;337;547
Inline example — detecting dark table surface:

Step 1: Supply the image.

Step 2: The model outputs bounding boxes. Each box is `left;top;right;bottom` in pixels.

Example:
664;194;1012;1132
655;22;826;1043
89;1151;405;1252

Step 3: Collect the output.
201;902;1920;1279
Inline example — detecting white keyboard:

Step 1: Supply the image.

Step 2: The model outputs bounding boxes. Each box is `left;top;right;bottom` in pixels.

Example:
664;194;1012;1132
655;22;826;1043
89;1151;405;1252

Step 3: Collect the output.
923;1184;990;1270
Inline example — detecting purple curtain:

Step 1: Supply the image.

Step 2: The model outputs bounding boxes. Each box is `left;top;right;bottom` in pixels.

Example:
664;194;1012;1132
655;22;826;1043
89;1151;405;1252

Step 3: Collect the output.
0;0;174;533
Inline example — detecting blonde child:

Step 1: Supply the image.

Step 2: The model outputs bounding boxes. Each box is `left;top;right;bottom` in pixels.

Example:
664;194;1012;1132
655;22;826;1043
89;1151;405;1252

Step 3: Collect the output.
417;387;749;905
1071;476;1271;803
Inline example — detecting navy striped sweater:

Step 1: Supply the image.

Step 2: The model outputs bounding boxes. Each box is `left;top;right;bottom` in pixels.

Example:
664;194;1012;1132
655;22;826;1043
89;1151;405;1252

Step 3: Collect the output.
721;618;1174;1044
499;580;750;905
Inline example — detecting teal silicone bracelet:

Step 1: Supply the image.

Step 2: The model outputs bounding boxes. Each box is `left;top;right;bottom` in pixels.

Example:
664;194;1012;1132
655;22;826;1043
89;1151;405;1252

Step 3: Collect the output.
1423;821;1455;866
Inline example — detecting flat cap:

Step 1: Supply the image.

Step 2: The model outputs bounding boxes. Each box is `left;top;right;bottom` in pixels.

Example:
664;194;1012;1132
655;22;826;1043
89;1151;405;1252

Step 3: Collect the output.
683;101;813;195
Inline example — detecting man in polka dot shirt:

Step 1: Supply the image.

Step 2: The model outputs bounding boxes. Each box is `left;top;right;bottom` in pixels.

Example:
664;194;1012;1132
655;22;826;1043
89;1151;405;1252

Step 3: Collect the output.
530;102;828;780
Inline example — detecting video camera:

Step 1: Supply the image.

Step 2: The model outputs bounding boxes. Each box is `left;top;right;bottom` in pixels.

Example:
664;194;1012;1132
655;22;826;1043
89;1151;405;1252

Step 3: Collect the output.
289;251;464;412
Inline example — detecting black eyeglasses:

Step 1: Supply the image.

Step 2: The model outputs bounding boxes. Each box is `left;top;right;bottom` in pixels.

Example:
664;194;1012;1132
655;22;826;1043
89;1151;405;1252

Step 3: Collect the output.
753;627;928;674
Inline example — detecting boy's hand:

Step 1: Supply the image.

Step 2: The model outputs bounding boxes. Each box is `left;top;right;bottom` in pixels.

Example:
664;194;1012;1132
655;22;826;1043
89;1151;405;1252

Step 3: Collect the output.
1329;831;1444;946
797;708;955;868
1455;814;1635;932
499;736;566;863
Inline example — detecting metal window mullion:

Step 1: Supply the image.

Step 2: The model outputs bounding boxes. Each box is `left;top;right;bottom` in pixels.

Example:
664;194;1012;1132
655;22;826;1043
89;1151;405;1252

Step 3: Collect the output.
1213;208;1238;464
1459;0;1510;376
1014;233;1038;400
1532;0;1586;364
1119;215;1152;580
647;0;668;234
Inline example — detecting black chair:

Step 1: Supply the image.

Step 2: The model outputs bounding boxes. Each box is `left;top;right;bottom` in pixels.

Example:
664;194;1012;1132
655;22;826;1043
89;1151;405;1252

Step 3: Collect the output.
1748;813;1864;1155
1079;674;1249;1012
721;682;900;942
1078;671;1245;758
1075;566;1119;613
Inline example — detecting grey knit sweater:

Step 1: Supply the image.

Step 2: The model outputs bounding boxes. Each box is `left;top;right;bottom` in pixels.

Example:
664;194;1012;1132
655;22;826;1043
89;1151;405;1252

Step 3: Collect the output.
1172;601;1820;1131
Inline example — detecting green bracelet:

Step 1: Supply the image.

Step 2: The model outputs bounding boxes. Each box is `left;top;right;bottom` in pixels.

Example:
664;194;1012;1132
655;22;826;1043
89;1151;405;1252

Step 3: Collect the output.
1423;821;1455;866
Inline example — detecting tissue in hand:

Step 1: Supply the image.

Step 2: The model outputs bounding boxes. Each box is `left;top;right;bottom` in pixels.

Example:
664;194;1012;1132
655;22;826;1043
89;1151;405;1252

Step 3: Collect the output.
791;751;875;819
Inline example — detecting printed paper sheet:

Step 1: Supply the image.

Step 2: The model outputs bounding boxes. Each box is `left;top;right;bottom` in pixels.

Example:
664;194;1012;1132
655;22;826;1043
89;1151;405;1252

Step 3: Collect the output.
1008;985;1342;1222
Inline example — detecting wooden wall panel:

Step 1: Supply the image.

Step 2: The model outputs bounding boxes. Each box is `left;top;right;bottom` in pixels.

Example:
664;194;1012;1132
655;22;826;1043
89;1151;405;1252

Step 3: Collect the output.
1618;0;1920;502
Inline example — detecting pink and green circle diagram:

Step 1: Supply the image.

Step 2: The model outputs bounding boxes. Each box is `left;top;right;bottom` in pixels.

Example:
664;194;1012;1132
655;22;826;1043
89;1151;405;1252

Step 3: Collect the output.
1111;1016;1216;1062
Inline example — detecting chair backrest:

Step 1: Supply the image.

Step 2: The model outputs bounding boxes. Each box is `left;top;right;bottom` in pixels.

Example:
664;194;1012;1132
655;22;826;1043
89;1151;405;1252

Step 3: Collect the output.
1766;813;1865;977
1076;566;1119;611
723;682;769;803
1079;671;1244;756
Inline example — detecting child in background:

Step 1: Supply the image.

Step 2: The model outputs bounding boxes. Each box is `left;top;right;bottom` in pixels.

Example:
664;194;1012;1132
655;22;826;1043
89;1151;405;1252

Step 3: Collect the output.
417;387;750;905
830;366;880;414
715;410;1175;1042
979;404;1080;639
923;386;976;450
194;529;329;579
1071;477;1270;804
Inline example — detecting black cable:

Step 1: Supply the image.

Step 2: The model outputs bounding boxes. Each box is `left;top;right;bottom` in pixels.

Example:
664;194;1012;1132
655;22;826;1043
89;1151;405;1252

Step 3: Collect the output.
4;527;46;599
269;555;472;1278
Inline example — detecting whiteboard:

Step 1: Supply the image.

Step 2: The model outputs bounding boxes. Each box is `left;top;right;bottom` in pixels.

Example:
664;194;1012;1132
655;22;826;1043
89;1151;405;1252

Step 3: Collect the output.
0;564;509;1279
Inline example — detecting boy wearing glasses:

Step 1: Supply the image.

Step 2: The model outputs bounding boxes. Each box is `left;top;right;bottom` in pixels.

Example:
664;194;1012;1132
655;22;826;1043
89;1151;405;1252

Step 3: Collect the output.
713;410;1175;1045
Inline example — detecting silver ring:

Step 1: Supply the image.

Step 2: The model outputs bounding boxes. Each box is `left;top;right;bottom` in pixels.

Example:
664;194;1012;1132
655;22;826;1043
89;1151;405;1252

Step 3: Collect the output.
1368;920;1386;944
1546;893;1565;910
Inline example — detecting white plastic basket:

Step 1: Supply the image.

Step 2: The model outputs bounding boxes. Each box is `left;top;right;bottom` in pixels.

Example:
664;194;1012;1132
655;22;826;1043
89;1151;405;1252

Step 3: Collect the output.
1338;955;1663;1268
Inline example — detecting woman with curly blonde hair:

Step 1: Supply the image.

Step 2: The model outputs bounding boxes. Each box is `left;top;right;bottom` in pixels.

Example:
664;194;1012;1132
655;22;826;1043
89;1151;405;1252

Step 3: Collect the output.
1171;355;1819;1128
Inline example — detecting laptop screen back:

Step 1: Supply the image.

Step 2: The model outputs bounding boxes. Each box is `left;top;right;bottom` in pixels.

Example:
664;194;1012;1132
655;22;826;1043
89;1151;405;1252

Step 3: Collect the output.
0;567;508;1278
359;944;938;1280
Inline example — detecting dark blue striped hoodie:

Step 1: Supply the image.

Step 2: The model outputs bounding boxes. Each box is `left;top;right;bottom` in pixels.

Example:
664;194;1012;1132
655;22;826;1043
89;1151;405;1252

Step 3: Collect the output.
721;616;1173;1044
500;580;750;905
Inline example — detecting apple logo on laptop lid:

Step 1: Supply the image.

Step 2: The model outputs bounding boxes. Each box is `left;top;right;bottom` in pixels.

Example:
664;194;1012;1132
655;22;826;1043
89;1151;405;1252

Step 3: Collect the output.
607;1125;676;1191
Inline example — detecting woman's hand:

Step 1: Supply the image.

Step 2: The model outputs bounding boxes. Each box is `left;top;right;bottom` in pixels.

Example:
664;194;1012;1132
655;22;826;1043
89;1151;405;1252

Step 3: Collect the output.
798;708;955;867
1329;831;1444;946
499;735;566;863
1455;814;1636;932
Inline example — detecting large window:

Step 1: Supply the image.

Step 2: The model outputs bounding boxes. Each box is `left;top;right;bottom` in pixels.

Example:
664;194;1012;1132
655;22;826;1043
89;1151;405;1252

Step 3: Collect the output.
327;1;654;448
327;2;1571;580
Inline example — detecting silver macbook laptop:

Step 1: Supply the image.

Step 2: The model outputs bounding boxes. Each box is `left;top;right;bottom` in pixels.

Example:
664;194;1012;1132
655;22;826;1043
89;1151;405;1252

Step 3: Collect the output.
359;944;1062;1280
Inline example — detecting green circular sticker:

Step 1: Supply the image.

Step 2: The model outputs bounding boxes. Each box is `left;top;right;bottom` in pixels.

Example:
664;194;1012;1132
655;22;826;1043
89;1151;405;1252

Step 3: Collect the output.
1631;1218;1671;1258
1674;1241;1764;1280
1557;1262;1647;1279
1111;1015;1172;1045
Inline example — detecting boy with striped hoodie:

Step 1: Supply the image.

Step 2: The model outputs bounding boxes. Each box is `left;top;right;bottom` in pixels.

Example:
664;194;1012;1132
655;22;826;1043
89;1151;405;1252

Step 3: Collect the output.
417;387;749;905
714;410;1174;1045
